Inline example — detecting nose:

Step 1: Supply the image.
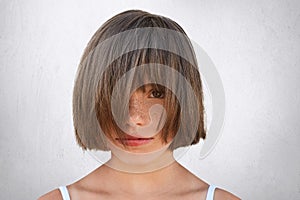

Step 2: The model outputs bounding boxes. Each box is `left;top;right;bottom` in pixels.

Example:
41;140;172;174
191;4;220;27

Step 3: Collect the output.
128;94;150;127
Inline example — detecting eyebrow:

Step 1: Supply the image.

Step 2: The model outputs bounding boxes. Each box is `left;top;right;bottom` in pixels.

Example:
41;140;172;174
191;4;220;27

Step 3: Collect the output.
136;84;164;93
136;84;149;93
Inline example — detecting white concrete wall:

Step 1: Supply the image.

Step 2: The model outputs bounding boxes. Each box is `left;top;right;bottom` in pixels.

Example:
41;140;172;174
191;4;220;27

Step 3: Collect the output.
0;0;299;199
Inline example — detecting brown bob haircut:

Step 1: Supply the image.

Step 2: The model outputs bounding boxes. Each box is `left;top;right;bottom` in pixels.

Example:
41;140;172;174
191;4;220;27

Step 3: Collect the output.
73;10;206;151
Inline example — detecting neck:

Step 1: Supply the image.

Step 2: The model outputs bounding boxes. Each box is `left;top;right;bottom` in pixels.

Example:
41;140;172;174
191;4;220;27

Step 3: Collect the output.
102;156;184;195
106;149;175;173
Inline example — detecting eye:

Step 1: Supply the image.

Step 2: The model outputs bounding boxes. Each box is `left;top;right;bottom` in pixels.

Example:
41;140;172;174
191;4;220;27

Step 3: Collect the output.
149;89;165;98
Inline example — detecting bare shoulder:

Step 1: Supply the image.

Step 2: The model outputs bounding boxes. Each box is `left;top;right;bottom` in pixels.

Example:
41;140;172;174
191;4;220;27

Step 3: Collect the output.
214;188;241;200
37;189;63;200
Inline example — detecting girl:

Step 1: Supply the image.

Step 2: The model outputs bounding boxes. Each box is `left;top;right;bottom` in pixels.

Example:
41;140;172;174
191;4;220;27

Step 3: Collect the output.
39;10;240;200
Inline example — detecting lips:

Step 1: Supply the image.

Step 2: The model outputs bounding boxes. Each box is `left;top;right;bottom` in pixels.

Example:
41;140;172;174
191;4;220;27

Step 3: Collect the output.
115;134;154;146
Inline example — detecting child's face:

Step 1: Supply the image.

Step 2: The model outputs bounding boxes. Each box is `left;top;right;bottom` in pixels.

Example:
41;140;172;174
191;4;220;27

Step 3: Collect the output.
108;84;173;153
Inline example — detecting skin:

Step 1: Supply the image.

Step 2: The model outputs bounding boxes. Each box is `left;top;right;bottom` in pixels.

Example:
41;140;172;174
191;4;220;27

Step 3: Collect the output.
38;85;240;200
38;163;240;200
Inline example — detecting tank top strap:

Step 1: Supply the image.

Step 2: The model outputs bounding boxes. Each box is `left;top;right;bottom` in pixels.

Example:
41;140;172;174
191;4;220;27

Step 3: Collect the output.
206;185;217;200
58;186;71;200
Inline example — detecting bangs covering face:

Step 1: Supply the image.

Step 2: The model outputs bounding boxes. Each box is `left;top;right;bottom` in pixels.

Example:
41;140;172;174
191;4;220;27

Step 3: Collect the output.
96;49;182;148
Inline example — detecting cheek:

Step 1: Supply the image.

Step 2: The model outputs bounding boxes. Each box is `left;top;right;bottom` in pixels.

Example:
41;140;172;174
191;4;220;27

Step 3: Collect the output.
148;104;166;122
